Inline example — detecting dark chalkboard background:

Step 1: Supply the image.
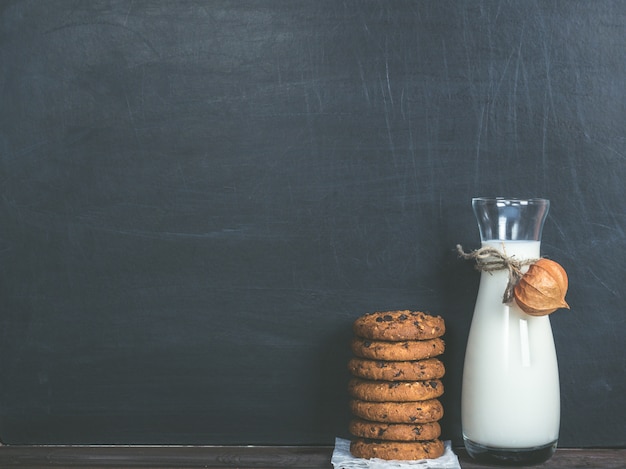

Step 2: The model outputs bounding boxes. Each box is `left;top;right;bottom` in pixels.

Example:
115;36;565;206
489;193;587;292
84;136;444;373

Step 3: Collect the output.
1;0;624;447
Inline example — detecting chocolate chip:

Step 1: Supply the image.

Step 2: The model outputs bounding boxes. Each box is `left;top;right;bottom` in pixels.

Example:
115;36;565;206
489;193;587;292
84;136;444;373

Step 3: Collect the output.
376;361;387;368
399;313;408;320
388;382;400;388
363;340;372;348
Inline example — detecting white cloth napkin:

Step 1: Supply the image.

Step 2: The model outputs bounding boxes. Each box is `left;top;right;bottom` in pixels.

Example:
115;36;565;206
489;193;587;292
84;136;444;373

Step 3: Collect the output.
331;437;461;469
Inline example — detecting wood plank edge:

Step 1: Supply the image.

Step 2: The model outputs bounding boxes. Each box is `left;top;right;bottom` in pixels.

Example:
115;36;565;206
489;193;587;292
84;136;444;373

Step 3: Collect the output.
1;445;625;468
0;445;335;468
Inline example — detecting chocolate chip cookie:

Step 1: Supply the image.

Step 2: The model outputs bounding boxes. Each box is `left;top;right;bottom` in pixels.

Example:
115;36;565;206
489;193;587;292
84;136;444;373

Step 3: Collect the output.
350;438;445;460
352;310;445;341
348;357;445;382
349;418;441;441
349;399;444;424
349;378;444;402
351;337;445;361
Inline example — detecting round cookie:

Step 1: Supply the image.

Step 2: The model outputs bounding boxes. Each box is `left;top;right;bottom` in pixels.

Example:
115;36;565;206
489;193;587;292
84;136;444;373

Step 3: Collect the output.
353;310;445;341
349;418;441;441
348;357;445;382
350;438;445;460
349;378;444;402
351;337;445;361
350;399;444;424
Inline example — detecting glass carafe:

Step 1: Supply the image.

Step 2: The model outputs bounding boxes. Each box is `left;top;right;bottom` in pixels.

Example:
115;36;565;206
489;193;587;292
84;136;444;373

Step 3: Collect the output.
461;197;560;465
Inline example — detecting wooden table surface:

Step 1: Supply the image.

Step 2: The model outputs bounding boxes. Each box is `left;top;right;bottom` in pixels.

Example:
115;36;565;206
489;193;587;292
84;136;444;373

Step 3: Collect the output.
0;445;625;468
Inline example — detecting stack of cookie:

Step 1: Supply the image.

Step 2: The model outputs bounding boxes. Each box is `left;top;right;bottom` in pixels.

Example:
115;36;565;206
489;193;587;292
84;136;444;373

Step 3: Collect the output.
347;310;446;461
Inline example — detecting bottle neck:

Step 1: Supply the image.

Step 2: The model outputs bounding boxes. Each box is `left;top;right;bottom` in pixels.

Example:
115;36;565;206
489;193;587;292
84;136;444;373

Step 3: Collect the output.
480;240;541;261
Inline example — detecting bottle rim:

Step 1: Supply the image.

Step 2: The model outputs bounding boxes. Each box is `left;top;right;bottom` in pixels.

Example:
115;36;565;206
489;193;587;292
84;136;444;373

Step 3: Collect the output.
472;197;549;207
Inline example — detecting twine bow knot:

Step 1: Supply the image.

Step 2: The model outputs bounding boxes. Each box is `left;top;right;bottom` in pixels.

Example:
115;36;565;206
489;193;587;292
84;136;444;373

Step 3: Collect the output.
456;244;539;303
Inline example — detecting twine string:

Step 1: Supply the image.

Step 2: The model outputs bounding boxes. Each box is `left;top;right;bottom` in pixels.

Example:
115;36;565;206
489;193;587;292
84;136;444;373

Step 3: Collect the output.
456;244;538;303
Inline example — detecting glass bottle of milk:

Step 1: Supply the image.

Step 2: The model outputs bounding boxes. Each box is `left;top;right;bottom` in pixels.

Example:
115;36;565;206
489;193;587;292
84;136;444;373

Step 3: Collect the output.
461;198;560;465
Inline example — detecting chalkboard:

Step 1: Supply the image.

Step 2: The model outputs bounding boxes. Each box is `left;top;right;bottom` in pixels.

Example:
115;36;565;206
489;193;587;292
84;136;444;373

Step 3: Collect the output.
1;0;624;447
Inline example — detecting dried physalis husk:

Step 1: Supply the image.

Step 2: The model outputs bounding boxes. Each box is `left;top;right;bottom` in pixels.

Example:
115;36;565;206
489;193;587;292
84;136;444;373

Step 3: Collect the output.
514;258;570;316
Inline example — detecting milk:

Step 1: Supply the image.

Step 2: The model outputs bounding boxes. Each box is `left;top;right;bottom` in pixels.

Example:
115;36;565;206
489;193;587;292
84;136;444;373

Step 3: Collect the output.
461;240;560;449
